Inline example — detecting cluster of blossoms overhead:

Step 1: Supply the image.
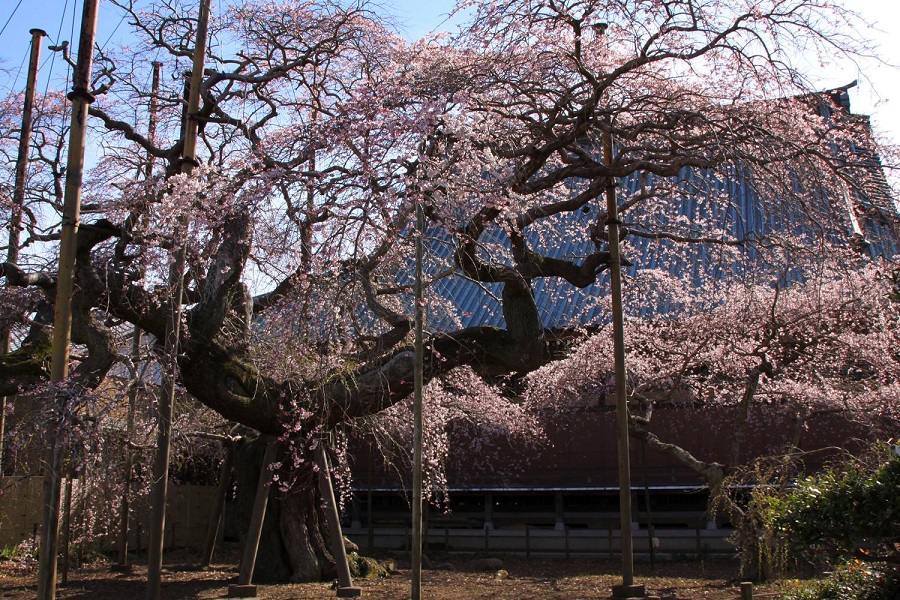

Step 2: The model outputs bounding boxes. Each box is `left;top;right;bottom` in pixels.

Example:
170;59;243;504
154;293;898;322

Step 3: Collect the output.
522;258;899;474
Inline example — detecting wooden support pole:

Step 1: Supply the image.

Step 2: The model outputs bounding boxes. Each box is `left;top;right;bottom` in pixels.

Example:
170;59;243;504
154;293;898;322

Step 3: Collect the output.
411;198;425;600
48;0;99;384
1;27;45;473
604;126;647;600
228;439;277;598
113;328;141;571
144;226;178;596
146;2;209;597
6;28;45;263
200;444;234;568
37;2;98;597
315;442;361;598
115;60;161;572
604;126;636;587
740;581;754;600
367;443;374;554
59;476;73;586
525;525;531;559
145;61;162;180
642;440;656;570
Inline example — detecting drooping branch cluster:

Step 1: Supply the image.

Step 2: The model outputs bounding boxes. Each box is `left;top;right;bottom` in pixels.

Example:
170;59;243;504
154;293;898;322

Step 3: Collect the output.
0;0;894;444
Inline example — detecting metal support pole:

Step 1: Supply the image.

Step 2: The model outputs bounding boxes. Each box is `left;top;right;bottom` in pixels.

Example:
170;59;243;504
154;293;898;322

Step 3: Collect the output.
315;442;361;598
37;2;98;597
411;198;425;600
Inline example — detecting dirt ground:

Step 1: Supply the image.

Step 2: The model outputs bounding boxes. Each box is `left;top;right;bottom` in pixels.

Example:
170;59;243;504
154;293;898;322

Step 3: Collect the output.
1;553;810;599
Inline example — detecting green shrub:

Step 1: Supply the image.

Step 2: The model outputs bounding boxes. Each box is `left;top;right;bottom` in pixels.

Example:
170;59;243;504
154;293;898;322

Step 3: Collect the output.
718;442;900;580
0;538;39;573
771;449;900;565
785;561;900;600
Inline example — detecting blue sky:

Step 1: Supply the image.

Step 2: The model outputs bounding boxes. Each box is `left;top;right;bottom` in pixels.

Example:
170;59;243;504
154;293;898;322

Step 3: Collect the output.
0;1;452;95
1;0;898;145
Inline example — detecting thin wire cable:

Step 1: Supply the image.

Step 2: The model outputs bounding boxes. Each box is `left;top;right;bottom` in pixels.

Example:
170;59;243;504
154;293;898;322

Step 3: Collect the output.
68;0;77;80
53;0;77;109
58;0;77;137
0;0;25;41
8;41;29;95
38;0;71;108
33;0;75;222
99;13;127;52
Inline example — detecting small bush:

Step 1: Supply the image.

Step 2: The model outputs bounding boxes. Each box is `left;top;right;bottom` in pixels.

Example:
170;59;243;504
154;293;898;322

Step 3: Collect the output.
784;561;900;600
0;538;39;574
717;442;900;580
771;449;900;565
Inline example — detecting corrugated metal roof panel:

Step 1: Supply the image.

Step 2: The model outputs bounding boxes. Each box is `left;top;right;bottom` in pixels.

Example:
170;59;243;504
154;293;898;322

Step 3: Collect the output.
425;166;898;332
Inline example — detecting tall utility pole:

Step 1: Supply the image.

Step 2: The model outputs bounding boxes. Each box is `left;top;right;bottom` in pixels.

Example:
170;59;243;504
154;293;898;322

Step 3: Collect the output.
604;128;645;600
411;200;425;600
1;27;45;476
145;1;210;598
37;0;100;598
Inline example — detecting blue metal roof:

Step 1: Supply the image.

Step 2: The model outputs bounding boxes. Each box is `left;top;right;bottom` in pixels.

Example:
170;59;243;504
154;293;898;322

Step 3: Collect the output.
421;166;898;333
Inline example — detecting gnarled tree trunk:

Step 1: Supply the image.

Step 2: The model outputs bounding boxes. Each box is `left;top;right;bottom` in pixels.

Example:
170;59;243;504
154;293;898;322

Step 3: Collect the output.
232;438;337;583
